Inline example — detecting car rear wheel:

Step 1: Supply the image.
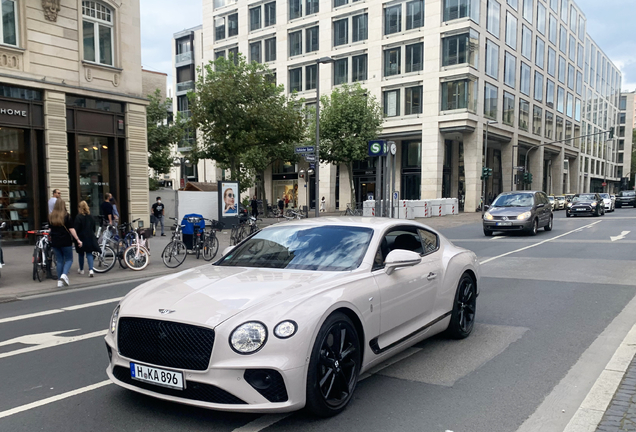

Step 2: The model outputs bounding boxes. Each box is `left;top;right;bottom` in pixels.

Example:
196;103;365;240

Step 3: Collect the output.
528;219;538;236
544;215;553;231
306;313;360;417
446;273;476;340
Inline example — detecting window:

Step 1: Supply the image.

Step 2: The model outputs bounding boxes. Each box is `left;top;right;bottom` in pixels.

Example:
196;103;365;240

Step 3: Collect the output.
307;0;319;14
265;2;276;26
575;98;581;121
577;43;583;68
265;37;276;62
405;86;423;115
507;0;517;10
334;58;348;85
290;0;302;19
485;40;499;79
82;1;114;65
566;92;573;117
555;116;563;140
250;6;261;31
522;0;532;23
306;26;319;52
228;13;238;37
334;0;347;7
214;0;237;9
568;35;576;62
578;15;585;40
545;110;553;138
352;54;367;82
1;0;17;46
306;64;317;90
504;52;516;88
546;79;555;108
441;78;477;112
443;0;479;23
567;64;574;90
384;47;401;77
406;0;424;30
520;62;531;95
558;56;565;83
548;14;557;45
352;14;368;42
547;47;556;76
289;30;302;56
249;41;261;63
537;2;546;35
406;42;423;73
384;89;400;117
560;0;568;22
534;71;543;101
505;12;517;49
385;5;401;35
519;99;530;131
441;30;478;68
215;17;226;41
334;19;348;46
486;0;500;38
557;86;564;113
559;24;567;53
503;91;515;125
549;0;557;11
535;37;545;69
289;67;302;92
620;96;627;110
533;105;542;135
521;25;532;59
484;82;498;119
619;112;626;124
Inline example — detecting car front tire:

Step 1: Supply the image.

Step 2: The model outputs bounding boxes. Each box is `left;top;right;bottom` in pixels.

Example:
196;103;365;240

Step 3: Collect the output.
483;228;493;237
544;215;553;231
446;273;477;340
305;312;361;417
528;219;538;236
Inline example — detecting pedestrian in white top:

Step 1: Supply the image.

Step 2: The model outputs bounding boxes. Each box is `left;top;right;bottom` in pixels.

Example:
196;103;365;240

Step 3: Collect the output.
320;196;326;212
48;189;61;214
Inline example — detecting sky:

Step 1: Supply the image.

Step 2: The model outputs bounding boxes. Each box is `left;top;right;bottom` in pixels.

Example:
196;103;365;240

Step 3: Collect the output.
139;0;636;92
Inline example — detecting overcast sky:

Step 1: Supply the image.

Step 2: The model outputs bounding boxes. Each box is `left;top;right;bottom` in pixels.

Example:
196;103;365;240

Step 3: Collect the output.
139;0;636;92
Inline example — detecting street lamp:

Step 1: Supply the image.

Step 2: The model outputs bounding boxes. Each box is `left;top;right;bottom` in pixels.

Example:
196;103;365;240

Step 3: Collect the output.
482;120;497;217
315;56;334;218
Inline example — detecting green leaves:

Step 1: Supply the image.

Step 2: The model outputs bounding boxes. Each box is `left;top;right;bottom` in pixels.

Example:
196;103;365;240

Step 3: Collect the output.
146;89;184;174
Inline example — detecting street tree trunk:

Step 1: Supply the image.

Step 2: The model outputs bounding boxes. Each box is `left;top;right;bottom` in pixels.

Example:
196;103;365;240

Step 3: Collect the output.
348;162;356;211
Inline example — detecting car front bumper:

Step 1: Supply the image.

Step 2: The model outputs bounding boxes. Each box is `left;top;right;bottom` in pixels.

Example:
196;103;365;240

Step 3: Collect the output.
483;219;533;231
567;207;595;216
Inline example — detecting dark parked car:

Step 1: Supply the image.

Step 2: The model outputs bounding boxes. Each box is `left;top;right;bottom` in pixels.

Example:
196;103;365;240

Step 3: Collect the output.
615;191;636;208
566;193;605;217
483;191;553;236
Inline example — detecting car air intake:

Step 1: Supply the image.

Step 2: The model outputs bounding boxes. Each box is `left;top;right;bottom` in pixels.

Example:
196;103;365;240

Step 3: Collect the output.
117;317;215;371
244;369;289;402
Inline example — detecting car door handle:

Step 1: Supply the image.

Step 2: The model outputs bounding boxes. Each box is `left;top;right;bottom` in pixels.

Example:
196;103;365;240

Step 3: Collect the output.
427;272;437;280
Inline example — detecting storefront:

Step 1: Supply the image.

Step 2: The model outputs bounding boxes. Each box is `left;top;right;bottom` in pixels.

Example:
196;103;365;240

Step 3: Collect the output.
271;161;298;208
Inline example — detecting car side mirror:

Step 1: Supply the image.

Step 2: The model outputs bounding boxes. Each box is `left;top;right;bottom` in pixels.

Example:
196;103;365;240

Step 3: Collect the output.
384;250;421;275
484;205;490;211
537;203;545;208
221;246;236;257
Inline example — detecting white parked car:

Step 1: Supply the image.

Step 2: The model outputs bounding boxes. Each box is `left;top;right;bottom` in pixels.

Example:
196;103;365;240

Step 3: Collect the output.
599;193;615;212
105;218;480;417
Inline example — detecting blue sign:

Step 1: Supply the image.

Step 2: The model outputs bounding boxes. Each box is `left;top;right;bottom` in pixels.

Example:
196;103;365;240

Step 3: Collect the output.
295;146;315;154
309;162;316;169
368;140;387;157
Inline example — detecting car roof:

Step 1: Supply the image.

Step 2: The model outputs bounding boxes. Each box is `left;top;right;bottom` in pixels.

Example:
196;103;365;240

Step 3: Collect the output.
260;217;430;231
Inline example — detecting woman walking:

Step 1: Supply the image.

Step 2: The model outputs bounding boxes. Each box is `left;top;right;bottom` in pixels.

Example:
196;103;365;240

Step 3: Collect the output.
75;201;100;277
49;199;82;287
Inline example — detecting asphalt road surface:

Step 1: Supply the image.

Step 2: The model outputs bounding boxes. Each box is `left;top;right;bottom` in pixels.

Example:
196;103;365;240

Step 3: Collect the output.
1;210;635;432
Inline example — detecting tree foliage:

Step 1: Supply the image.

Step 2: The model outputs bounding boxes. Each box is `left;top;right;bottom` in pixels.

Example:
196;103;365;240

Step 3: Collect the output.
188;54;305;192
146;89;183;174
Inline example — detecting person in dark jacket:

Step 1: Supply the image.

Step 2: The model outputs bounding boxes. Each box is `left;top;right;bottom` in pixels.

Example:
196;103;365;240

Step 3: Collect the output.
75;200;100;277
250;195;258;218
49;199;82;288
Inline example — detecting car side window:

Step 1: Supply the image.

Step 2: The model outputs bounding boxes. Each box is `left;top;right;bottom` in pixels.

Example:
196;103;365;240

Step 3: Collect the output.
417;229;439;255
372;226;427;271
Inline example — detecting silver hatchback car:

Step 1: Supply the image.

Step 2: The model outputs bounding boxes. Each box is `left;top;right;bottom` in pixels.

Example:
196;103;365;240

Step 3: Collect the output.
483;191;554;236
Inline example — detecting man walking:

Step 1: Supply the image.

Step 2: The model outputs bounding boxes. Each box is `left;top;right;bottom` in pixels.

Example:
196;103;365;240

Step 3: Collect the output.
151;197;165;236
100;193;114;226
250;195;258;218
48;189;61;214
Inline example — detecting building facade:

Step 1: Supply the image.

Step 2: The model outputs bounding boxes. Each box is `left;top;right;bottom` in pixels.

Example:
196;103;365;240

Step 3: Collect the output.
201;0;622;211
0;0;148;241
618;91;635;188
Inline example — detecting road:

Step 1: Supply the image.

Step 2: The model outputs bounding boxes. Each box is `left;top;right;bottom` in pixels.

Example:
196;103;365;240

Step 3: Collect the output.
1;210;635;432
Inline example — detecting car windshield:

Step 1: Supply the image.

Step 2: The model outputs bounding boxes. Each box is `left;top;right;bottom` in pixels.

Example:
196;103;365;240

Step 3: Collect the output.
217;225;374;271
573;194;596;202
556;196;565;200
548;197;554;202
491;193;535;207
600;193;610;199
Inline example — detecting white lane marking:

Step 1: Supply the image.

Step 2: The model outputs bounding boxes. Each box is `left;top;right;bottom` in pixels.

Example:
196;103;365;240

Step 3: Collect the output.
490;236;504;240
0;330;107;359
610;230;630;242
232;414;292;432
0;297;121;324
0;380;111;420
479;221;602;265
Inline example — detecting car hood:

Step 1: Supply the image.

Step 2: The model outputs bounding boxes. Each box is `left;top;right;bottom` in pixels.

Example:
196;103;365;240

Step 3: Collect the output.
118;265;345;328
571;200;596;205
487;206;533;216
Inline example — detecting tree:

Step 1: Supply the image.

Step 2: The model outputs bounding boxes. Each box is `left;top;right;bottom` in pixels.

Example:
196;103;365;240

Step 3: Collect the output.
146;89;183;174
188;54;305;192
312;83;383;206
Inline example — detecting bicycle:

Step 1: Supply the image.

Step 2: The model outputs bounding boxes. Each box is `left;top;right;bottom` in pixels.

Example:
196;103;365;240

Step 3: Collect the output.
161;218;187;268
122;219;150;271
342;203;362;216
93;223;117;273
202;218;222;261
30;226;57;282
283;210;305;220
230;223;247;246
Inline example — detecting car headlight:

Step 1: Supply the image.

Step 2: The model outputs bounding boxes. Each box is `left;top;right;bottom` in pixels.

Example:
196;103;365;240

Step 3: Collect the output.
230;322;268;354
484;212;494;220
517;211;532;220
591;202;597;206
110;305;120;334
567;203;572;207
274;320;297;339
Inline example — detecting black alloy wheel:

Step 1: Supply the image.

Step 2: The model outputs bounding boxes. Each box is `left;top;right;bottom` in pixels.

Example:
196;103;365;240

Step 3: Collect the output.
306;313;360;417
446;273;477;339
529;219;538;236
544;215;553;231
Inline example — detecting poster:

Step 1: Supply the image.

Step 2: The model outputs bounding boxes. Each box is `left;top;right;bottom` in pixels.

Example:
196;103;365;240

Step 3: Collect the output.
220;182;239;217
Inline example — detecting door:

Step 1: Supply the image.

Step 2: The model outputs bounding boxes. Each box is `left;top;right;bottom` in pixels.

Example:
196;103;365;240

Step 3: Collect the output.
371;226;441;350
534;192;547;226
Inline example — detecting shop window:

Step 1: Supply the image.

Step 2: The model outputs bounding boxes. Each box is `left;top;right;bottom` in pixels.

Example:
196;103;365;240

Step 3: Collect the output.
441;78;477;112
442;30;478;68
82;1;114;66
66;96;123;113
0;128;29;239
273;161;297;174
78;135;111;217
1;0;18;46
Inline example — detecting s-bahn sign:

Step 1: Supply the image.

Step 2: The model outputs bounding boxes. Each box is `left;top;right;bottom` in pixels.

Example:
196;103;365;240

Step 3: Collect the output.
368;140;387;157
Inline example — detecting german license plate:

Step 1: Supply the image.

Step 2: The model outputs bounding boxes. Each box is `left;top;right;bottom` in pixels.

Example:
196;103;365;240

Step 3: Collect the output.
496;222;513;226
130;362;184;390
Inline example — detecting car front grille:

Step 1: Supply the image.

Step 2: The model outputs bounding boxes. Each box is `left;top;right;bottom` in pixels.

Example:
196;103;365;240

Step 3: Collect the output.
571;205;591;211
117;317;215;371
112;366;246;404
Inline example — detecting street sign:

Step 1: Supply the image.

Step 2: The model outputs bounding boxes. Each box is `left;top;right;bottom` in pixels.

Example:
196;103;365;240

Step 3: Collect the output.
514;166;525;171
368;140;387;157
602;182;607;186
295;146;315;154
304;154;316;162
393;191;399;200
309;163;316;169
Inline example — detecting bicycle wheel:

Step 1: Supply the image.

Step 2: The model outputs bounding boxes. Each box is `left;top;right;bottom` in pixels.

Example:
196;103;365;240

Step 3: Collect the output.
123;245;150;271
117;240;128;269
202;236;219;261
32;247;40;281
195;238;201;260
34;247;47;282
161;241;187;268
93;245;116;273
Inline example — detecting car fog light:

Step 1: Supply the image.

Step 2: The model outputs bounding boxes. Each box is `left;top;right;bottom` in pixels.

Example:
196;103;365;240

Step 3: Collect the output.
274;321;297;339
517;211;532;220
110;305;120;334
230;322;268;354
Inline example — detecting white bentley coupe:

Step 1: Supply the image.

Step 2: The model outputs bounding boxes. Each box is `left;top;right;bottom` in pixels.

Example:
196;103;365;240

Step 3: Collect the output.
105;218;480;417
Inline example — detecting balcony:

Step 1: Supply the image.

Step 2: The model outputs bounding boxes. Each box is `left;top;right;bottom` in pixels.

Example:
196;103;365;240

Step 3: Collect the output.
176;81;195;94
175;51;193;66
